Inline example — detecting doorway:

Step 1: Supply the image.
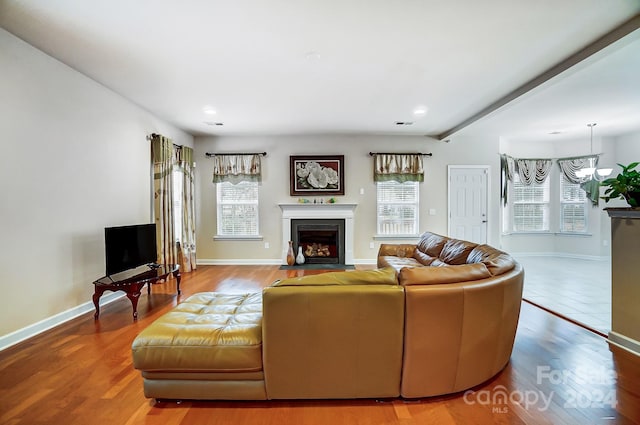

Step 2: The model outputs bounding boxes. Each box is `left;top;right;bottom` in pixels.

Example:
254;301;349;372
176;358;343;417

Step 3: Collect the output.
447;165;489;244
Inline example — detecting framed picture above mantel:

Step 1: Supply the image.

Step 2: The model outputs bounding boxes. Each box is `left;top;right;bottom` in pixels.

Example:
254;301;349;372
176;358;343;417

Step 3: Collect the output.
290;155;344;196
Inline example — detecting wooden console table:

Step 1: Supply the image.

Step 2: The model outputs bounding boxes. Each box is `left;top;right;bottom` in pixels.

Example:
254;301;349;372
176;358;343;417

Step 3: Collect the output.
92;264;180;320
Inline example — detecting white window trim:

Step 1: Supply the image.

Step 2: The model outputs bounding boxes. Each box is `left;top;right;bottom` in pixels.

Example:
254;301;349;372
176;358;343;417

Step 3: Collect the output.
213;235;263;241
215;181;260;239
376;180;420;237
504;174;551;234
559;177;589;234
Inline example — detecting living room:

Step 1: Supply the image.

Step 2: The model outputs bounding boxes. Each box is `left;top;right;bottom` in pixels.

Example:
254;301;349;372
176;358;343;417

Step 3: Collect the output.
1;1;640;423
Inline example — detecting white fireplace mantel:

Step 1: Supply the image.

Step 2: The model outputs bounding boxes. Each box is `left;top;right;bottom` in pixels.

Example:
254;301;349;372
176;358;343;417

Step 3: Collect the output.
279;203;357;265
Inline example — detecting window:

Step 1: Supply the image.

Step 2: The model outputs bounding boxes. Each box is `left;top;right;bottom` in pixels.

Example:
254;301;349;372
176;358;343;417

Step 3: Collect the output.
509;174;550;232
172;169;183;243
376;181;419;235
560;176;588;233
216;181;259;237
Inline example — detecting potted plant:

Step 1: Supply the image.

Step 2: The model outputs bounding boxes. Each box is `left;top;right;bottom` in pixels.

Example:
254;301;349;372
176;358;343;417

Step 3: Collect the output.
601;162;640;207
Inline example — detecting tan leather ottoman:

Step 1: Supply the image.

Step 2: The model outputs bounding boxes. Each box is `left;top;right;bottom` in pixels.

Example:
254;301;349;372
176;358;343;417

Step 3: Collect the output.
131;292;266;400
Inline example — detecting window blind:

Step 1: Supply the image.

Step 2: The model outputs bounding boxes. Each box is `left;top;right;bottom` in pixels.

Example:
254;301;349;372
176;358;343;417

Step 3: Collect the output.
376;181;419;235
511;174;550;232
217;181;259;236
560;176;587;233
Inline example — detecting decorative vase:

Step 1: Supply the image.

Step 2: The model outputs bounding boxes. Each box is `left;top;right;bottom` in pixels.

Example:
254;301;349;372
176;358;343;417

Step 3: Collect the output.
286;241;295;266
296;246;305;264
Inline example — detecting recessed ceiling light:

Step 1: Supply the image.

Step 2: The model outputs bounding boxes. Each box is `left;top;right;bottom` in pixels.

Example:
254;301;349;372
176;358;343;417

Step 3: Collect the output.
413;106;428;116
203;106;217;115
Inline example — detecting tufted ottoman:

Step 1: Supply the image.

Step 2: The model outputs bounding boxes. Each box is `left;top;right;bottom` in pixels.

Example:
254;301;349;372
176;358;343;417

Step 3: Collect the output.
131;292;266;400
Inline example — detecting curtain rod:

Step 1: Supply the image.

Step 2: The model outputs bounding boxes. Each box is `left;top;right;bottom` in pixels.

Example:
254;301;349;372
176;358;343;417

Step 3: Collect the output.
205;152;267;157
147;133;182;149
369;152;433;157
501;153;602;161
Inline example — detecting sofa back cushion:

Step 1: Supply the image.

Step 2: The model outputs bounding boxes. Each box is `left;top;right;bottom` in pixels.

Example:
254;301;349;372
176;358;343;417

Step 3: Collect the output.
272;267;397;287
416;232;448;257
439;239;478;265
398;263;491;286
412;249;438;266
467;244;516;276
378;243;416;258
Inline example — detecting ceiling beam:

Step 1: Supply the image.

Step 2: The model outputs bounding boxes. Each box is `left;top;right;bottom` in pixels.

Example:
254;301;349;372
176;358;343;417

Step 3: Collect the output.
436;13;640;141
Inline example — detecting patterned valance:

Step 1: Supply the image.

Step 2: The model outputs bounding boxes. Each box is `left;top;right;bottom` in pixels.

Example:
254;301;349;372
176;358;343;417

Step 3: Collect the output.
211;154;262;184
515;158;553;185
500;155;552;206
373;153;424;183
557;155;600;206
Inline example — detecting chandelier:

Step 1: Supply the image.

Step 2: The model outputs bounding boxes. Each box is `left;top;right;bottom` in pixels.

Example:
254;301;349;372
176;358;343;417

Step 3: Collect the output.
575;123;612;180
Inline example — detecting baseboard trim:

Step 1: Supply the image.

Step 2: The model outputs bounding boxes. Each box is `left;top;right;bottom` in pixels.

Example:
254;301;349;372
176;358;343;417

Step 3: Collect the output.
354;258;377;265
608;331;640;357
0;292;125;352
513;252;609;261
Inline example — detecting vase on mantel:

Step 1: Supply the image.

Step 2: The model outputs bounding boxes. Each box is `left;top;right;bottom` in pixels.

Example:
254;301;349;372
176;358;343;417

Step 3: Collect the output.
296;246;305;265
286;241;295;266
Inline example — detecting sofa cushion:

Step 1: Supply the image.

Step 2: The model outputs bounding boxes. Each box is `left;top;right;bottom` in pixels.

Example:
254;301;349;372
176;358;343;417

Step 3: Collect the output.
467;244;516;276
439;239;478;265
416;232;448;257
398;263;491;286
272;267;398;287
412;250;438;266
132;292;263;372
378;256;423;272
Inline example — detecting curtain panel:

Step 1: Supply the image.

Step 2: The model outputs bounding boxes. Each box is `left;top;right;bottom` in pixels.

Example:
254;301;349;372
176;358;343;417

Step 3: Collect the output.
373;153;424;182
211;154;262;184
500;154;516;206
177;146;197;272
151;135;178;267
557;155;600;206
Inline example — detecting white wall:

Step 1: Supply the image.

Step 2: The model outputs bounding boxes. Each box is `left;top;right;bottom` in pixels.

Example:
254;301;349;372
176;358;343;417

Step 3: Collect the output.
615;131;640;160
194;133;500;263
0;28;193;339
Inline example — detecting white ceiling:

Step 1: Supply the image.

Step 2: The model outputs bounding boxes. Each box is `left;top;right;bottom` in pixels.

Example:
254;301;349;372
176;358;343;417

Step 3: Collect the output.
1;0;639;143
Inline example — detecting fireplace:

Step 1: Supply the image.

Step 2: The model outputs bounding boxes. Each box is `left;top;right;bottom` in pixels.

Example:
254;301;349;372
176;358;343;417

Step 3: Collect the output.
291;219;345;264
279;203;357;265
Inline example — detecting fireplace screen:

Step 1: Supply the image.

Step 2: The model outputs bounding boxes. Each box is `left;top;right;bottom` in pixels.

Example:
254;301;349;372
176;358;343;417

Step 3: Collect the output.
291;219;345;264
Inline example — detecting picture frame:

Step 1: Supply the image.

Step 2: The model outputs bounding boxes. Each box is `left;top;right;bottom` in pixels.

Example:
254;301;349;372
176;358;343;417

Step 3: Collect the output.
290;155;345;196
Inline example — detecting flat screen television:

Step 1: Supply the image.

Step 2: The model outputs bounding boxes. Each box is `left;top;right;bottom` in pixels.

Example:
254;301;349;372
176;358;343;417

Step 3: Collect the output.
105;223;157;276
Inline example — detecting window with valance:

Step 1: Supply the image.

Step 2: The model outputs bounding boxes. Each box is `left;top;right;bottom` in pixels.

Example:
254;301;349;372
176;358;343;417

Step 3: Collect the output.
373;153;424;237
211;154;262;238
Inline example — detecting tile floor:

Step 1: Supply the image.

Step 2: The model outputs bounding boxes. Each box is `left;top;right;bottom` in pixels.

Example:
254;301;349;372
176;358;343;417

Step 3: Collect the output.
514;255;612;335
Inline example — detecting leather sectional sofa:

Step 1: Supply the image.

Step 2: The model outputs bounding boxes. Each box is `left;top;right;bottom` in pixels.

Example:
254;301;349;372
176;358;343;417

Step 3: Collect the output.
131;231;524;400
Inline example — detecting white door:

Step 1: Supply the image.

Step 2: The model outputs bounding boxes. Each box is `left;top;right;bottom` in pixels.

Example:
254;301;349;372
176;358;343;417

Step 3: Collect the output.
448;166;489;244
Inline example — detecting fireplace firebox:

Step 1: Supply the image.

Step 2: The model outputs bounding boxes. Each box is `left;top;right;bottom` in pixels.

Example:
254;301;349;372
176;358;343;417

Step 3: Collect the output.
291;219;345;264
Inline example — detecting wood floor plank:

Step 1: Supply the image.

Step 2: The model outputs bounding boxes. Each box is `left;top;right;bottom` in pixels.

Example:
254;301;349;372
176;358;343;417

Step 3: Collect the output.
0;265;638;424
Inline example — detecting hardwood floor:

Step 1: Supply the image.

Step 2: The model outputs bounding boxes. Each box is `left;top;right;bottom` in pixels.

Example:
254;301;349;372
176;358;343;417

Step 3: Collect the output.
1;265;638;424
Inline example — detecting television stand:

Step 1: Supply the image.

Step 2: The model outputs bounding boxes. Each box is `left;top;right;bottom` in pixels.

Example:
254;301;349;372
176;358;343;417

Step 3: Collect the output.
92;264;180;320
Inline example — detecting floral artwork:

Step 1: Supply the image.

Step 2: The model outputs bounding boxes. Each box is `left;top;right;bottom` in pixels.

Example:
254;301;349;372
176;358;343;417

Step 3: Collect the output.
290;155;344;196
